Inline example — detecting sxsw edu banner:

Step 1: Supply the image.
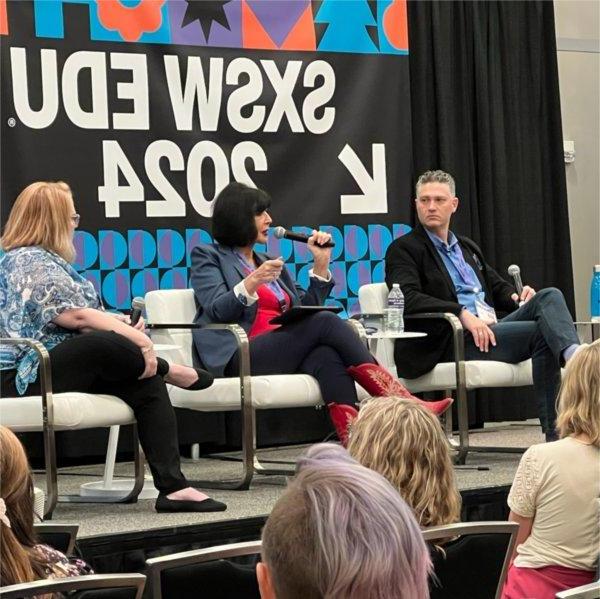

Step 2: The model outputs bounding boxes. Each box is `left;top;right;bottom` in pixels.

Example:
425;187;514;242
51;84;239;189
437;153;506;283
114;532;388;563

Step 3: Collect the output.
0;0;412;315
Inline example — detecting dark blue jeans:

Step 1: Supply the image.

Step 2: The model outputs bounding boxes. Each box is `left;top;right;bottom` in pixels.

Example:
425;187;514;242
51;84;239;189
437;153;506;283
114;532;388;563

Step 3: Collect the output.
465;288;579;434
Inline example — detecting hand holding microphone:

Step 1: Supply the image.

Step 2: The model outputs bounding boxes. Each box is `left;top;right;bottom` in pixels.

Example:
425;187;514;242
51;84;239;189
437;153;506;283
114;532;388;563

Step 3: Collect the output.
129;297;146;330
508;265;536;306
273;226;335;248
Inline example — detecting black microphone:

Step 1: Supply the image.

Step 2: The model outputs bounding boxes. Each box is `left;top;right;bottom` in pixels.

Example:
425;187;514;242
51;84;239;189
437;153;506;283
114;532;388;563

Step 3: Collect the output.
273;226;335;248
130;297;145;326
507;264;524;305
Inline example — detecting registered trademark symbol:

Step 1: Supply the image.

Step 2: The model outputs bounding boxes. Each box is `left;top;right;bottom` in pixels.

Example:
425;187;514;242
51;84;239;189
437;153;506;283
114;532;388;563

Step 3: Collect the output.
7;117;16;127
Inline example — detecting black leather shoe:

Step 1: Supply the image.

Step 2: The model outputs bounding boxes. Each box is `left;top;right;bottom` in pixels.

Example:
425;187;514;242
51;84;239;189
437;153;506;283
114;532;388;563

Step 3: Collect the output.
155;493;227;513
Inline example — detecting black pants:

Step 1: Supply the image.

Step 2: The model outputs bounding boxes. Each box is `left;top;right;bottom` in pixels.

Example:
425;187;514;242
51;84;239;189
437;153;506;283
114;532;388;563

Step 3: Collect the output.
225;311;375;406
1;331;187;494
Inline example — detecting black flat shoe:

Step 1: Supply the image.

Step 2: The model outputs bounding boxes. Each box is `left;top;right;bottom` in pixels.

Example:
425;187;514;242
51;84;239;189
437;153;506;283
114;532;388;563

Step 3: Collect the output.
155;494;227;513
166;368;214;391
184;367;214;391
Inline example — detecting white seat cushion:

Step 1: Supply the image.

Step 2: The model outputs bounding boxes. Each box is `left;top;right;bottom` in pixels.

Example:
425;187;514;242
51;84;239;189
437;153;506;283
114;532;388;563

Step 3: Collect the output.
168;375;370;411
400;359;533;393
1;393;135;431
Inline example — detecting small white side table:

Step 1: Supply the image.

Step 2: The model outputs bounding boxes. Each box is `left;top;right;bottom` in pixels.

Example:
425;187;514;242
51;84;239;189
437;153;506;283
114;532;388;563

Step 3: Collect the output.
365;331;426;354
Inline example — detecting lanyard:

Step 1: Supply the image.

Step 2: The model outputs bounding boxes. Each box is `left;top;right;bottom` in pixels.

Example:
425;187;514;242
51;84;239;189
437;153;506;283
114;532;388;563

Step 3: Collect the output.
235;251;288;312
448;243;480;289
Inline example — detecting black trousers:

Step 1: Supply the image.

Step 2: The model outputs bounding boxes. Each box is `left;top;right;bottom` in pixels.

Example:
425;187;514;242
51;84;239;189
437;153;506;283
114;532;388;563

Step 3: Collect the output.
225;311;375;406
1;331;187;494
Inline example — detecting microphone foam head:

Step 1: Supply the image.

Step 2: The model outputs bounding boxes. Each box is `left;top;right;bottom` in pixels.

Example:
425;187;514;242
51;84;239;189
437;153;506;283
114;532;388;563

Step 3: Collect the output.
132;296;145;310
273;226;286;240
507;264;520;276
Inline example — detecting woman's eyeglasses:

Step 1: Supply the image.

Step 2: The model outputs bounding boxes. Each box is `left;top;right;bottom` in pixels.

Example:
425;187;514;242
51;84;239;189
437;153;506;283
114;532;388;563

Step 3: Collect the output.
71;214;80;226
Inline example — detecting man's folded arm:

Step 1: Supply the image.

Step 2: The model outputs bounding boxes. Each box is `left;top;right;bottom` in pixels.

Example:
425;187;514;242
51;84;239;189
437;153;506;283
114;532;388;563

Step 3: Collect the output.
385;243;463;316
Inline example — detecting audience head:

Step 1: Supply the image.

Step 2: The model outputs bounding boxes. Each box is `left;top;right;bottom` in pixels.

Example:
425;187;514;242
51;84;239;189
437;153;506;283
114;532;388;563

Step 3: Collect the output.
557;340;600;447
211;182;272;247
257;443;431;599
348;397;461;528
1;181;77;263
0;426;45;587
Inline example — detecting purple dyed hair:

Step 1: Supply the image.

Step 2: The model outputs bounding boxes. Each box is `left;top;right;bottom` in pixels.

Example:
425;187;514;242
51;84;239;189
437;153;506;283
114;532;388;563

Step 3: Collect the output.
261;443;432;599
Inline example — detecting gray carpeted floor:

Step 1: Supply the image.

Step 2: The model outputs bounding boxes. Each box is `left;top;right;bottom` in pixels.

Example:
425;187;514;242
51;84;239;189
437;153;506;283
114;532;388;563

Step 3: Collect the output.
35;421;544;538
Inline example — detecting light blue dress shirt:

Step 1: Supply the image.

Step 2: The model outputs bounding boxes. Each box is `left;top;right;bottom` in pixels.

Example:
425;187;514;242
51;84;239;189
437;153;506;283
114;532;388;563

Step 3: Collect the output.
425;229;489;315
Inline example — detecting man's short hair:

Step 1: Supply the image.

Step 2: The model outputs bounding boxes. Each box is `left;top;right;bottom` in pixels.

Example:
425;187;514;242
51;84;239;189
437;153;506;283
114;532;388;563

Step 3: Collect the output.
261;443;431;599
416;170;456;197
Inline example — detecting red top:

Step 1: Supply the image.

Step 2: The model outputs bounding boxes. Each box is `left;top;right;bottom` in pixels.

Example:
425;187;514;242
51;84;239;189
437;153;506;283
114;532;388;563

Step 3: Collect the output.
248;284;291;338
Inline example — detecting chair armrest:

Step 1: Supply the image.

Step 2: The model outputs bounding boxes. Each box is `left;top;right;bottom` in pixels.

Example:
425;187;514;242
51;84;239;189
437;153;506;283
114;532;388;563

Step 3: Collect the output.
404;312;465;362
346;318;367;338
0;338;54;422
146;323;251;380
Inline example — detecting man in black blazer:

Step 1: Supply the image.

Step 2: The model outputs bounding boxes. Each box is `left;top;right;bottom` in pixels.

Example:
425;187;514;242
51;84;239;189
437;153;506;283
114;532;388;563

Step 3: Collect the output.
385;170;582;439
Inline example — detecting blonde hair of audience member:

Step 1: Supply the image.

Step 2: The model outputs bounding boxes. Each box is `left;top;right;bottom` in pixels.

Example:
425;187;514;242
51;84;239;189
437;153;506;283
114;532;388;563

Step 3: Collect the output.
0;426;47;587
556;339;600;447
1;181;76;263
257;443;431;599
348;397;461;528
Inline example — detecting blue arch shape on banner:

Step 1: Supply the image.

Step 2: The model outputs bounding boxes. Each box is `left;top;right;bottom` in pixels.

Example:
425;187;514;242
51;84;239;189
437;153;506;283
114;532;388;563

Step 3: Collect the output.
157;229;186;268
102;269;131;309
131;268;159;298
128;230;157;269
99;231;128;270
73;231;98;271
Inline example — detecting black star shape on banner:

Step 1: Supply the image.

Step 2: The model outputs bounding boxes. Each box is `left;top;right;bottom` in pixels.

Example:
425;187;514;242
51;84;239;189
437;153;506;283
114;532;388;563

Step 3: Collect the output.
182;0;232;40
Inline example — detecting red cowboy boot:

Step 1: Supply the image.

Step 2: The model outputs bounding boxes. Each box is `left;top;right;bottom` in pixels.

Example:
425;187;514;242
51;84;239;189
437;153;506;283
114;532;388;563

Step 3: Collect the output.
347;363;453;416
327;403;359;447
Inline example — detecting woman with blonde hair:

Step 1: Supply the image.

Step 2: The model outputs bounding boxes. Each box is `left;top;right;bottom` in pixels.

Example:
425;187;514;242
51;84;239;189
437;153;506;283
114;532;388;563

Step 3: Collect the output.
0;426;92;587
348;396;461;528
0;181;226;513
501;340;599;599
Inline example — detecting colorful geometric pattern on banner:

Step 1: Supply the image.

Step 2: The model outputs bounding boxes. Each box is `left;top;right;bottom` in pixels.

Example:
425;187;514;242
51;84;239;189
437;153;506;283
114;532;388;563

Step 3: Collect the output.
74;223;411;315
4;0;408;54
1;0;413;315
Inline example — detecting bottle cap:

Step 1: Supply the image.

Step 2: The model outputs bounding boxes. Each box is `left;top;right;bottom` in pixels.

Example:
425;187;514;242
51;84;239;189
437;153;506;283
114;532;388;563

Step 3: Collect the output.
595;265;600;273
392;283;400;287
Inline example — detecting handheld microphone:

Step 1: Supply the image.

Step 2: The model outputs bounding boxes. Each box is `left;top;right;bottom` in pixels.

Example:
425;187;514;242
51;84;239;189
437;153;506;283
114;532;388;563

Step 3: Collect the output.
273;226;335;248
130;297;145;327
507;264;524;305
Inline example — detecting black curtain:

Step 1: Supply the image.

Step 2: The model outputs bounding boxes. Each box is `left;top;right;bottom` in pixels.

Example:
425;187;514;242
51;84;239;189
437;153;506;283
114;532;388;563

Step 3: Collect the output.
407;1;573;424
407;0;574;307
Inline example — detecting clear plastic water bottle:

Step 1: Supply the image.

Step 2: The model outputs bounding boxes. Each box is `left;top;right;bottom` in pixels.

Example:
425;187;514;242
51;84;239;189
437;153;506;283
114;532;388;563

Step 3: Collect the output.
386;283;405;333
591;265;600;322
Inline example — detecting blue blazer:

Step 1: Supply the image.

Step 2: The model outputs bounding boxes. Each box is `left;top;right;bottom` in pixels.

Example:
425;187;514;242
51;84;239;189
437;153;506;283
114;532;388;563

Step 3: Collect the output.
190;243;335;376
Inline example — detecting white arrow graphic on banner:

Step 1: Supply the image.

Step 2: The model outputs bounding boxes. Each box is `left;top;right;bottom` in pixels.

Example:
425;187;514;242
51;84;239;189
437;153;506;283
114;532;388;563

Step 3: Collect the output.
338;143;387;214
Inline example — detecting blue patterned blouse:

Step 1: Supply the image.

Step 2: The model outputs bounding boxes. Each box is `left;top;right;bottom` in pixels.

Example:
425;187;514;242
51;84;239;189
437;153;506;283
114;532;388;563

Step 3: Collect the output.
0;246;100;395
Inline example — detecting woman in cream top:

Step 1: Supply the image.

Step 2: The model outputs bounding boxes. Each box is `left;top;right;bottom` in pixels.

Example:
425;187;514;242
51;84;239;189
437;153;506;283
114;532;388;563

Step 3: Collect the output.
502;341;600;599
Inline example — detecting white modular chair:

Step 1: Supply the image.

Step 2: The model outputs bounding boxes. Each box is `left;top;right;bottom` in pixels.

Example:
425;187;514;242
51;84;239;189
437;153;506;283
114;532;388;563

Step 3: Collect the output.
144;288;369;489
0;338;144;519
358;283;533;463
